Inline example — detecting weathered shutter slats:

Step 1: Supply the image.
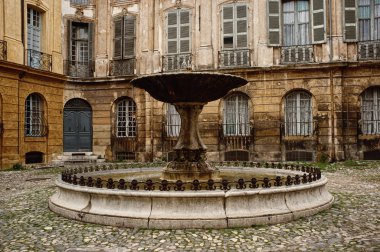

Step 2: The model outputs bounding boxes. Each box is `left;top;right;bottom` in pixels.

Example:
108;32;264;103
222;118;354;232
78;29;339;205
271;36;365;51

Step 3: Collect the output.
236;4;248;49
267;0;281;46
344;0;357;41
124;16;136;57
312;0;326;44
180;10;190;53
223;6;234;49
113;18;123;58
167;11;178;54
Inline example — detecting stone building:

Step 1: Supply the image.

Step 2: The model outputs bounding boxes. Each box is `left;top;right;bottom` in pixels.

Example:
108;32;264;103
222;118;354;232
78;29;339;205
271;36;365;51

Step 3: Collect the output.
0;0;64;168
0;0;379;169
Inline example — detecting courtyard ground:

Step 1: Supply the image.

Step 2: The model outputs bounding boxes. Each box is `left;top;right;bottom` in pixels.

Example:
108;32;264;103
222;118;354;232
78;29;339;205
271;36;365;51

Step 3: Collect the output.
0;162;379;252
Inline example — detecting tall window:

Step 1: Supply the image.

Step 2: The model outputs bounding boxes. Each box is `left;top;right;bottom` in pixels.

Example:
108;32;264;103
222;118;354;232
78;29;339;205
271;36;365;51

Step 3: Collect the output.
358;0;380;41
282;0;310;46
167;9;190;54
284;91;313;136
70;22;92;64
222;3;248;49
114;15;136;60
223;94;249;136
25;94;45;137
361;87;380;134
116;98;136;137
166;104;181;137
27;8;41;51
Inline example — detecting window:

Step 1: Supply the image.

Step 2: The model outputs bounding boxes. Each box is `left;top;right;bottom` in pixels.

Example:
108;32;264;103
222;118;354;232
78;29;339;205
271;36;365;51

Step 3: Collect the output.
358;0;380;41
70;0;90;5
25;94;45;137
167;9;190;54
70;22;93;63
284;91;313;136
283;0;310;46
114;15;136;59
116;98;136;137
27;8;41;52
223;94;250;136
361;87;380;134
222;3;248;49
166;104;181;137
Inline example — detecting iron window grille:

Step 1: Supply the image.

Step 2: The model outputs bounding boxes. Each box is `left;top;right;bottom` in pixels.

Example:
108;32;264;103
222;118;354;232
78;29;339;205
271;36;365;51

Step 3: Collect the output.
25;94;47;137
26;49;52;71
360;87;380;135
284;91;313;136
116;98;137;138
0;40;7;61
64;60;94;78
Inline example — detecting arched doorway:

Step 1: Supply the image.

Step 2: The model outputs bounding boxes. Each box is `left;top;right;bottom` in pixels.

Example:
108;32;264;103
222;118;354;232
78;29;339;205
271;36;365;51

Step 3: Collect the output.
63;98;92;152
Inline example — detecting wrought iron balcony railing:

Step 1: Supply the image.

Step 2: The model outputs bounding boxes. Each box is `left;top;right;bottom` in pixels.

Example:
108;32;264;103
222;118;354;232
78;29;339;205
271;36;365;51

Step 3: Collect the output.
0;40;7;61
109;58;136;76
26;49;52;72
281;45;314;64
219;49;250;68
162;53;192;72
358;40;380;61
64;60;94;78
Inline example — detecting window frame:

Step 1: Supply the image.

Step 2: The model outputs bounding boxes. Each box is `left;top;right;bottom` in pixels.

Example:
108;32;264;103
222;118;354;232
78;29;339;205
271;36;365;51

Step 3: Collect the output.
361;87;380;135
223;93;250;136
115;98;137;138
166;8;192;55
221;3;249;50
284;91;313;136
113;15;136;60
358;0;380;41
25;93;45;137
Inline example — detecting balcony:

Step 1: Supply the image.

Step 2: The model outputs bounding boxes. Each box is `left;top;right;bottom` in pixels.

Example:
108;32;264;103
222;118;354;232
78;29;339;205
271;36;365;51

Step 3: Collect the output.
0;40;7;61
281;45;314;64
109;58;136;76
162;53;192;72
64;60;94;78
358;41;380;61
26;49;52;72
219;49;250;68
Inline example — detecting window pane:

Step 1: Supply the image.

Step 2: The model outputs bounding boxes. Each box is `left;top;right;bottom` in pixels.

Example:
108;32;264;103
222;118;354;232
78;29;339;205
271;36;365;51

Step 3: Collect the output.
285;91;312;136
116;99;136;137
223;94;249;136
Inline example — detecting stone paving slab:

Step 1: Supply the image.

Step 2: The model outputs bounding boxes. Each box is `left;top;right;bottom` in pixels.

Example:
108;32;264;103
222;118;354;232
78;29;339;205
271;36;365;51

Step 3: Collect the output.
0;166;379;251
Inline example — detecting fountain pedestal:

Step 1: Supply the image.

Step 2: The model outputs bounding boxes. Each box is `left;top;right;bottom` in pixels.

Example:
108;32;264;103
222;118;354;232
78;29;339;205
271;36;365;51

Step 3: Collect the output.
162;103;220;181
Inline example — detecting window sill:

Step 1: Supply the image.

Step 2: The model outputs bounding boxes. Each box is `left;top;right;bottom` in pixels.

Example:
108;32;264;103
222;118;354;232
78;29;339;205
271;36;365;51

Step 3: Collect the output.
358;134;380;140
24;136;47;142
282;136;316;141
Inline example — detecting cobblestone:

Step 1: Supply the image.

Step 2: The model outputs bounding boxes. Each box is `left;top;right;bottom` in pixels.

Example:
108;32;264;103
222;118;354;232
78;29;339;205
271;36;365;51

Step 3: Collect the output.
0;166;379;251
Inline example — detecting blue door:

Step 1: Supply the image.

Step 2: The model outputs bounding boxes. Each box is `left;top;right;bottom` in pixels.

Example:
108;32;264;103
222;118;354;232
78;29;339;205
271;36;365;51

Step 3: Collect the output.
63;99;92;152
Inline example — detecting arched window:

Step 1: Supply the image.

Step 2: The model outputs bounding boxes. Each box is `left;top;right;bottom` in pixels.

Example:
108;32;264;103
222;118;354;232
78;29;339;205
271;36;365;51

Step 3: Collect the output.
116;98;136;137
283;0;310;46
284;91;312;136
223;94;249;136
25;93;45;137
165;104;181;137
361;87;380;134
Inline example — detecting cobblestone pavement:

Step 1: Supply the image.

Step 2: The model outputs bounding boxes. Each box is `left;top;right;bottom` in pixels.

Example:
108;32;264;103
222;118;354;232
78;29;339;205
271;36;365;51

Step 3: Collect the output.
0;164;379;252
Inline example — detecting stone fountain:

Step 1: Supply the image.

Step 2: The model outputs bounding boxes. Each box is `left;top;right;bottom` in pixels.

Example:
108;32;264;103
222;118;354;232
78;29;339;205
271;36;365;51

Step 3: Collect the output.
131;72;247;181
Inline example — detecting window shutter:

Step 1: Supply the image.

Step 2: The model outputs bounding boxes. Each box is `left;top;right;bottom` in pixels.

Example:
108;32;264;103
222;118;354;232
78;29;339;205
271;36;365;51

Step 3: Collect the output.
68;20;73;61
123;16;136;57
267;0;281;46
343;0;357;42
223;5;234;49
236;4;248;48
179;10;190;53
312;0;326;44
113;18;123;58
88;22;94;61
167;11;178;54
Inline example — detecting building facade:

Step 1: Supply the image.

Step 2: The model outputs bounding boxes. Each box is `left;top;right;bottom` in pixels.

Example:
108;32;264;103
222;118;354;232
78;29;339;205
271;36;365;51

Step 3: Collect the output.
0;0;379;169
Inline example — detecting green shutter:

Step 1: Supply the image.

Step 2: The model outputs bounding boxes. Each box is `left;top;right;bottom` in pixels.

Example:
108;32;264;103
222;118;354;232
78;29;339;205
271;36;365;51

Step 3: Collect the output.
312;0;326;44
167;11;178;54
113;18;123;58
123;16;136;57
343;0;357;42
267;0;280;46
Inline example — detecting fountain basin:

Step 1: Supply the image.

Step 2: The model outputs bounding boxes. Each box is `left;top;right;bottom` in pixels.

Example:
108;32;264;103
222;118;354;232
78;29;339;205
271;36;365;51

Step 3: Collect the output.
49;166;334;229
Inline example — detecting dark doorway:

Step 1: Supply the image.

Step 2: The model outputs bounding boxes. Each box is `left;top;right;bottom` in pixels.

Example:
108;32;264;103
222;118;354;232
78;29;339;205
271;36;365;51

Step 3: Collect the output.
63;98;92;152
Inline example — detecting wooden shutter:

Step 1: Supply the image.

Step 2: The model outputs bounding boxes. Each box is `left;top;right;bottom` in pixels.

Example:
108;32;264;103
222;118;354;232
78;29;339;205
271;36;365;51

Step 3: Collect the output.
223;5;234;49
267;0;281;46
312;0;326;44
236;4;248;48
68;20;73;61
88;22;94;61
167;11;178;54
179;10;190;53
343;0;357;42
123;16;136;57
113;18;123;58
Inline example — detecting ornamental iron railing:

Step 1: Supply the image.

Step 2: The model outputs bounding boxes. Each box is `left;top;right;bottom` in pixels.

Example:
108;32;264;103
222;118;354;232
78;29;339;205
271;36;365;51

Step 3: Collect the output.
281;45;314;64
26;49;52;71
220;123;253;151
61;162;322;192
219;49;250;68
162;53;192;72
0;40;7;61
64;60;94;78
358;41;380;61
109;58;136;76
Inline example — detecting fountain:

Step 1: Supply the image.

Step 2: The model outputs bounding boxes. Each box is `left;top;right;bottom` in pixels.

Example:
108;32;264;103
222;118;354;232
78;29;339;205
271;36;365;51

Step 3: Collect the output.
49;72;334;229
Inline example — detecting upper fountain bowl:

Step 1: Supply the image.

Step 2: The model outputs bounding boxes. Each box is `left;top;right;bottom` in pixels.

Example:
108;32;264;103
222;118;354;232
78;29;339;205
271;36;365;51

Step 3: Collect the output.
131;72;248;104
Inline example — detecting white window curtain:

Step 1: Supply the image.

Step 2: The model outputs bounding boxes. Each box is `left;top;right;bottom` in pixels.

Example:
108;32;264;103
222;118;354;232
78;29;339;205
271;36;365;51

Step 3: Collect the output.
361;87;380;134
285;91;313;136
25;94;44;136
283;0;310;46
223;94;249;136
116;99;136;137
359;0;380;41
166;104;181;137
